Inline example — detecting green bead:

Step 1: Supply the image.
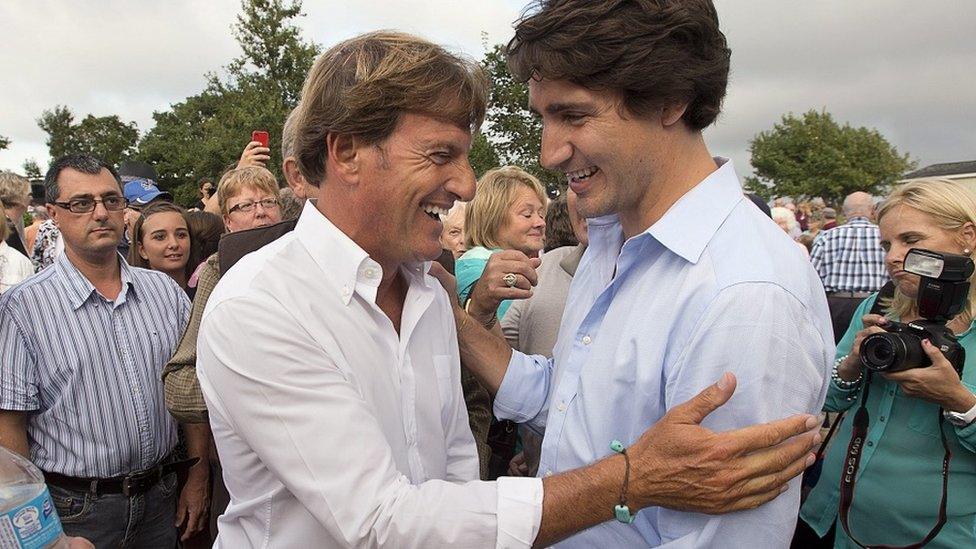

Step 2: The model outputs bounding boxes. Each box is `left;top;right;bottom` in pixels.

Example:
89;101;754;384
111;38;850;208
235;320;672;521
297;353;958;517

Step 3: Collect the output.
614;504;635;524
609;439;625;453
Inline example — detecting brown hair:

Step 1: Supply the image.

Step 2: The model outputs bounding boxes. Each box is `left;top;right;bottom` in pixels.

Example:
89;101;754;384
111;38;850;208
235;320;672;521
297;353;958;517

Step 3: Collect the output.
185;210;225;274
294;31;488;187
0;199;8;242
216;166;280;215
544;193;577;251
508;0;730;130
465;166;548;250
128;201;191;273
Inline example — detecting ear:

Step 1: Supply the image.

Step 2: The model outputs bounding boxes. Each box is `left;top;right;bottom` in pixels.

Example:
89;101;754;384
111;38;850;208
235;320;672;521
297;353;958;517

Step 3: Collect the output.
282;157;308;200
326;133;363;187
138;242;149;261
660;102;690;127
46;204;60;228
959;221;976;252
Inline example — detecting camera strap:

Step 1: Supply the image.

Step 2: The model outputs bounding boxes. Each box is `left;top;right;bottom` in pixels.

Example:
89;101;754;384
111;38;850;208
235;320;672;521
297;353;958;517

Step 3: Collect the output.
838;371;953;548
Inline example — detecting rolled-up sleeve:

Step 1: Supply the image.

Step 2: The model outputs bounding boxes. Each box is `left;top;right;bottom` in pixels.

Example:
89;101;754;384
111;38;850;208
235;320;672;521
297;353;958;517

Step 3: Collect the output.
494;350;554;434
0;296;39;411
198;294;542;548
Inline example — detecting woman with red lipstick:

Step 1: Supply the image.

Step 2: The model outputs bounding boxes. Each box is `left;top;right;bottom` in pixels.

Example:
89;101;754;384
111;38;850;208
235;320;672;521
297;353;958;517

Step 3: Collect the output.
799;179;976;548
129;201;192;291
456;166;548;320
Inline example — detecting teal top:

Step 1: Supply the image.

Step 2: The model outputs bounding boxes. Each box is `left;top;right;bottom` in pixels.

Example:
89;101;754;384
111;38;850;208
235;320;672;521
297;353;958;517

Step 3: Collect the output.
455;246;512;319
800;293;976;548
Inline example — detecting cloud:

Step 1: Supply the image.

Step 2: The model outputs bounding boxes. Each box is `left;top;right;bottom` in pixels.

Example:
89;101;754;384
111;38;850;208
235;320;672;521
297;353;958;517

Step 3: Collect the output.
2;0;974;188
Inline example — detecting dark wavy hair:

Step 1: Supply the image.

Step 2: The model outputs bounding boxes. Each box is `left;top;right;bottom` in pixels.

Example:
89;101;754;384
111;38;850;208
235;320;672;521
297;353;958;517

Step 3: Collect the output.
508;0;731;130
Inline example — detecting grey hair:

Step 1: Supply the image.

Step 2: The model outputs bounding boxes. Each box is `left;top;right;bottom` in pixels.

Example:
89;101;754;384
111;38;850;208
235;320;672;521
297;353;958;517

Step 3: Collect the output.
0;171;31;206
44;154;122;203
282;106;300;159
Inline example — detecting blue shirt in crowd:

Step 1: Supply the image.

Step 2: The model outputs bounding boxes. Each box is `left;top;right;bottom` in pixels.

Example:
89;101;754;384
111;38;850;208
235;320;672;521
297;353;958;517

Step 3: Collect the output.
496;159;834;547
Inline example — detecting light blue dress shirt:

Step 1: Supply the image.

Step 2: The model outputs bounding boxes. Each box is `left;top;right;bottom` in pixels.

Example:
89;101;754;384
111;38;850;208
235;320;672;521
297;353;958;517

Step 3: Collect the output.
495;159;834;547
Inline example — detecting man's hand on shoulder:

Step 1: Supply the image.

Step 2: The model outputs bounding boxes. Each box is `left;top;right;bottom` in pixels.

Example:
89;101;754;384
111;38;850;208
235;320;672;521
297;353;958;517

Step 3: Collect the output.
627;372;820;514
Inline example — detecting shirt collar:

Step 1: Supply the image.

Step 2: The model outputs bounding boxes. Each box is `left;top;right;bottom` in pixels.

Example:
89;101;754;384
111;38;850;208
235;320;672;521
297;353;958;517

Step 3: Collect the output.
55;252;136;310
644;157;744;264
293;201;433;305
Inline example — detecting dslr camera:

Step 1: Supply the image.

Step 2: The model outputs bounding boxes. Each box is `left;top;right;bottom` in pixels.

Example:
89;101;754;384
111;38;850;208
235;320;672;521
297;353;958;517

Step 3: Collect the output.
859;248;974;374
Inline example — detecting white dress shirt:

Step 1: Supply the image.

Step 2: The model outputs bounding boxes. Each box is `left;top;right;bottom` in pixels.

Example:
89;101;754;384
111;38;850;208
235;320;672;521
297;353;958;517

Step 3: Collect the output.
197;202;542;548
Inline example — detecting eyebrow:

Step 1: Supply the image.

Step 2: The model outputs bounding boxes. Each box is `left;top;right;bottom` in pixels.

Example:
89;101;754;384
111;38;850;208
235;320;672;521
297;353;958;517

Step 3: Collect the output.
529;101;593;117
64;191;122;200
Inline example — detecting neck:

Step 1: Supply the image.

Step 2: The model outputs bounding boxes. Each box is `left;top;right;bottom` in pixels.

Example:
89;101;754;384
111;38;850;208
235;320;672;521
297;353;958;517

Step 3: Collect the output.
164;268;188;289
65;246;123;298
619;134;718;239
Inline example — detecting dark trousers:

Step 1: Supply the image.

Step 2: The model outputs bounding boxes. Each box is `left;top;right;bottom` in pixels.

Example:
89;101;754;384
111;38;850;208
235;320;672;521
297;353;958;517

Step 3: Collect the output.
49;473;178;548
827;295;868;344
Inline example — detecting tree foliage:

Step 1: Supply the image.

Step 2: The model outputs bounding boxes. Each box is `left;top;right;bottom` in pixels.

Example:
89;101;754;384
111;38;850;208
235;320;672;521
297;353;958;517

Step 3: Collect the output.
22;159;42;180
136;0;319;203
478;44;559;194
0;135;10;150
36;105;139;168
745;110;915;205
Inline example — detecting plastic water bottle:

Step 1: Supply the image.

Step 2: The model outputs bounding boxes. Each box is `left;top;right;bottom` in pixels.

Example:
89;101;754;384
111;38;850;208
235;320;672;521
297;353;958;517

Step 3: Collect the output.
0;446;69;549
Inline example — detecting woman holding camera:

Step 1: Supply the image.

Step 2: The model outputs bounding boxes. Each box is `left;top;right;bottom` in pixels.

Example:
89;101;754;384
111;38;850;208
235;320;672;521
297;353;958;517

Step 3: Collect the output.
798;179;976;548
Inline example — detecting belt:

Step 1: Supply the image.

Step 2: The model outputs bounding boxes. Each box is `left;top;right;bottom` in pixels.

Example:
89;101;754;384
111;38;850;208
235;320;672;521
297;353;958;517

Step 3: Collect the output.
44;457;198;497
827;291;873;299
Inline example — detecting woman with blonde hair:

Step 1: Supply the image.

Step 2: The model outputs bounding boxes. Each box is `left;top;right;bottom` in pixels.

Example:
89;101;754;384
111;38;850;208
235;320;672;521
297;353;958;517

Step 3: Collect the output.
0;198;35;293
799;179;976;548
455;166;547;320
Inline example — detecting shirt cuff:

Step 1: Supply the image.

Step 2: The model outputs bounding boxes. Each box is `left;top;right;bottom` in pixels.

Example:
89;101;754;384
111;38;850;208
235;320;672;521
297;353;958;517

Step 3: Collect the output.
494;351;547;423
496;476;543;549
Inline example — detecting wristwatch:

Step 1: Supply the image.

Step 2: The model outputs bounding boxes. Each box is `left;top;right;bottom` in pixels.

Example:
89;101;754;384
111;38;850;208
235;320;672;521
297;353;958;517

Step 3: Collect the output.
944;401;976;426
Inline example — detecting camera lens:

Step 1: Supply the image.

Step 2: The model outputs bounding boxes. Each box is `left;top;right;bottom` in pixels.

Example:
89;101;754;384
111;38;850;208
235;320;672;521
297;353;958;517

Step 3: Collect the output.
860;333;907;372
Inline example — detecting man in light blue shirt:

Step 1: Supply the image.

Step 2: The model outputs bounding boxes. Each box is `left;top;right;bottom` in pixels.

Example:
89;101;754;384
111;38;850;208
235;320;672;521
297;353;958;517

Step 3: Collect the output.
455;1;833;546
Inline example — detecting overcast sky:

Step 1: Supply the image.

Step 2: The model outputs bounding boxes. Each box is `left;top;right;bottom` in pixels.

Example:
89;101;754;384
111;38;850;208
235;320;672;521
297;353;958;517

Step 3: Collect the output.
2;0;974;180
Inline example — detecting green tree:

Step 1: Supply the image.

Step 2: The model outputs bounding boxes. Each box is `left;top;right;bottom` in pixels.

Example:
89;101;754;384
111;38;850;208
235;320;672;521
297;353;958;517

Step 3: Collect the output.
22;159;42;180
0;135;10;150
137;0;319;200
745;110;915;205
37;105;139;167
478;44;559;193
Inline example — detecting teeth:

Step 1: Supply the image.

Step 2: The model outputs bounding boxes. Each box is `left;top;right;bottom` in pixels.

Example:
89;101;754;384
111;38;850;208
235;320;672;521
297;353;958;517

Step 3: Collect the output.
566;167;598;182
422;204;449;217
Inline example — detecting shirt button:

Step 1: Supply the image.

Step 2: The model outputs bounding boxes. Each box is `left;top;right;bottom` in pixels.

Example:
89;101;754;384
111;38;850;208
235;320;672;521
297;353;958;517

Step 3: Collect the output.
581;335;592;345
364;268;376;278
557;401;567;412
342;286;351;296
889;390;895;396
544;470;553;477
879;416;885;422
867;441;874;447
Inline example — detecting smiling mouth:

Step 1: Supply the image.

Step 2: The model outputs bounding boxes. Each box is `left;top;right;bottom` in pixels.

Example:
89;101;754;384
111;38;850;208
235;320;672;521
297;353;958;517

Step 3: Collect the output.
566;166;599;184
421;203;449;221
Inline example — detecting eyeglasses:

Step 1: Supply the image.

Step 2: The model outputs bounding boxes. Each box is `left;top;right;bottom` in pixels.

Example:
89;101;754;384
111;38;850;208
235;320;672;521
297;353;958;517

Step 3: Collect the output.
52;196;128;214
227;197;279;215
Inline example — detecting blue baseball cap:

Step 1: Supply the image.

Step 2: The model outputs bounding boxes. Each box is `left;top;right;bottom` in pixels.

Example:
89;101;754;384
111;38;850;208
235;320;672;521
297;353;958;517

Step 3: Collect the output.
122;177;173;206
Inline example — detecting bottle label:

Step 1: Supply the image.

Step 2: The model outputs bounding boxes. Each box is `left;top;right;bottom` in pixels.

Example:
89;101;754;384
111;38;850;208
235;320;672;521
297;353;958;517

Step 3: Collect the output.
0;487;64;549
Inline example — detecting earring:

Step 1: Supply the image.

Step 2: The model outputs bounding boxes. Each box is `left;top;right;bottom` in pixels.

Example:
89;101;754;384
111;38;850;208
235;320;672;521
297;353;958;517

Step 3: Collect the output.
965;249;971;254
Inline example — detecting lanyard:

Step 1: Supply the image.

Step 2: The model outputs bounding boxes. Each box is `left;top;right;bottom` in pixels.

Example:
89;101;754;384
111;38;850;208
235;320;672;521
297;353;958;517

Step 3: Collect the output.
837;371;953;548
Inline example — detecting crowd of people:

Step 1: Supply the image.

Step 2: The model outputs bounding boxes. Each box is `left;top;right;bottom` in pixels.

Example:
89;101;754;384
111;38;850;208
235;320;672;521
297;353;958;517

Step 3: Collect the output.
2;0;975;548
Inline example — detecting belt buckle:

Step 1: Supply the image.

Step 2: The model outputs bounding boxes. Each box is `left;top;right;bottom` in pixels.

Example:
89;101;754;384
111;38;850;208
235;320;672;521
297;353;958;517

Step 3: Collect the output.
121;470;156;496
121;476;133;497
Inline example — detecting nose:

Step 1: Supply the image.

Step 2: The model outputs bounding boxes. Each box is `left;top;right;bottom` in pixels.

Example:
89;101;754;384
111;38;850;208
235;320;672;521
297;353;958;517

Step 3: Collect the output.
91;200;110;221
539;123;572;171
447;159;477;202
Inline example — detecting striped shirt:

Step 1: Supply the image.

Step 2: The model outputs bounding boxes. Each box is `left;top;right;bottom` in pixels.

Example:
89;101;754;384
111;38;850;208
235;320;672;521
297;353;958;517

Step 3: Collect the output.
810;216;889;292
0;253;190;477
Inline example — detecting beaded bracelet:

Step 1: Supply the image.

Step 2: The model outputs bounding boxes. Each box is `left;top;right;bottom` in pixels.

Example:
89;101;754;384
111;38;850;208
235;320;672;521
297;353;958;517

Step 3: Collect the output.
831;354;862;390
610;440;635;524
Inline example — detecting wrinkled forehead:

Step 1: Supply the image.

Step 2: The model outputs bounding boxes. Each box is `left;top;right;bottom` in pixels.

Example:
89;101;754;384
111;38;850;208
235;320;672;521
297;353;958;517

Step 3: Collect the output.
58;167;124;198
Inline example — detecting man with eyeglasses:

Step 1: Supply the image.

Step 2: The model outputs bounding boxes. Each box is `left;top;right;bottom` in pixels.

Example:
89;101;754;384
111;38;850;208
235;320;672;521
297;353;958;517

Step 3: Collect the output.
0;154;196;547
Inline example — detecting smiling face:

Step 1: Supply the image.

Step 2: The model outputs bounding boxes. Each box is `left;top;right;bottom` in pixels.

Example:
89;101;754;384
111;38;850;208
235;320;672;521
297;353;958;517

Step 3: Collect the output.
880;204;975;299
353;113;476;268
495;185;546;256
46;168;125;262
530;78;665;230
137;211;190;277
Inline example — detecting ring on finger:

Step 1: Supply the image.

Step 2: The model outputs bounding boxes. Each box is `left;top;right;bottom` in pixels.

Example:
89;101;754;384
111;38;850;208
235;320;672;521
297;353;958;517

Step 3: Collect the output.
502;272;518;288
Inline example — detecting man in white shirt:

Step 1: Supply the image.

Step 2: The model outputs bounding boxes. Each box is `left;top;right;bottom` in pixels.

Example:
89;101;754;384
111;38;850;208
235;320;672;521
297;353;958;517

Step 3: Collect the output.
197;30;822;548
